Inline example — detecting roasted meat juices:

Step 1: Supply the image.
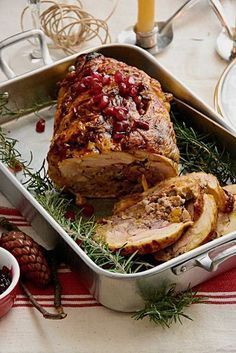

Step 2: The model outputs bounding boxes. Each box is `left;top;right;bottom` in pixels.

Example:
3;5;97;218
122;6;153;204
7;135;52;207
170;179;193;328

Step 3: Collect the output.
47;52;179;199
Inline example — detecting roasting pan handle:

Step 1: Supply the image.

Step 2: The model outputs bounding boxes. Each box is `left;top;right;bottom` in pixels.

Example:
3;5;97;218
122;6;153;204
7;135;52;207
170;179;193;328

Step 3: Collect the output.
0;29;53;79
172;241;236;274
196;241;236;272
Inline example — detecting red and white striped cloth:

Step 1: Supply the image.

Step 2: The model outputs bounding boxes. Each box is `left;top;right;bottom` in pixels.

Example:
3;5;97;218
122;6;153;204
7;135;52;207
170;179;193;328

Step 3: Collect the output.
1;192;236;353
13;264;101;309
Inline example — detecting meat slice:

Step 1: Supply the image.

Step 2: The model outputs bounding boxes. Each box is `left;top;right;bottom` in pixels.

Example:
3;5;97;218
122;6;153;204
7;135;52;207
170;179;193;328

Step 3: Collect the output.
216;199;236;238
95;172;231;256
154;194;218;261
216;186;236;238
113;174;203;222
94;173;208;255
191;172;233;212
47;52;179;198
145;172;232;212
96;221;192;255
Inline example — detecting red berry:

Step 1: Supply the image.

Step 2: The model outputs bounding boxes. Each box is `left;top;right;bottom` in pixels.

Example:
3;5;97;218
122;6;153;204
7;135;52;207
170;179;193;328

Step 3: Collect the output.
113;121;130;133
113;121;124;132
125;76;135;86
76;82;87;93
99;95;109;109
81;203;94;218
82;68;93;77
102;74;111;85
119;82;129;96
64;210;76;221
93;93;103;104
134;95;142;106
92;71;103;81
114;107;128;121
113;132;125;141
114;71;123;83
82;76;93;88
104;106;116;116
93;94;109;109
133;120;149;130
129;86;138;97
36;118;45;133
10;161;23;173
91;81;103;94
121;121;130;131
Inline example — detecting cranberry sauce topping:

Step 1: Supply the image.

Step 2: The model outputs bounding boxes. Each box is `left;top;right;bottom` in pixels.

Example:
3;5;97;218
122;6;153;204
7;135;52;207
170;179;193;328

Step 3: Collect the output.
0;266;12;295
61;67;150;143
107;70;150;139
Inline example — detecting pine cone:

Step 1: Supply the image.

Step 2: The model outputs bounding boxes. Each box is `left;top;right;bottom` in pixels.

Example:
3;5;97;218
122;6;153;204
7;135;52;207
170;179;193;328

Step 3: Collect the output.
0;230;51;287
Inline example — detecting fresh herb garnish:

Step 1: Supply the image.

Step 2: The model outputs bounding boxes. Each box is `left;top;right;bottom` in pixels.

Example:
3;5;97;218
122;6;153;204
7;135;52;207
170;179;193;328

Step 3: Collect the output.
132;284;205;328
172;112;236;185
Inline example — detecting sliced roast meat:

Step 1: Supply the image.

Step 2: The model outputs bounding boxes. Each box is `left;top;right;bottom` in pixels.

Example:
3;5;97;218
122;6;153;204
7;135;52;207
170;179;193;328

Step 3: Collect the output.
154;193;218;261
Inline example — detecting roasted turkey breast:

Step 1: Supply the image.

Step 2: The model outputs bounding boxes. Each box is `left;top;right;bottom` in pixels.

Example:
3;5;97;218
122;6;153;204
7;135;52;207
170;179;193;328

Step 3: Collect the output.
95;172;233;256
47;52;179;199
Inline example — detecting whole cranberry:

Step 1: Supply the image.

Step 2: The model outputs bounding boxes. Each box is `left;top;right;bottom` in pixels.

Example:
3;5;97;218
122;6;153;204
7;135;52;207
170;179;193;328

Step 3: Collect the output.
64;210;76;221
36;118;46;133
81;203;94;218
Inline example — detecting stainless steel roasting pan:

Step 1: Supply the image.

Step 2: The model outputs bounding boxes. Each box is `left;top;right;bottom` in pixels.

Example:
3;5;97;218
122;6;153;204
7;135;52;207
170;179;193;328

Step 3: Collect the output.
0;43;236;312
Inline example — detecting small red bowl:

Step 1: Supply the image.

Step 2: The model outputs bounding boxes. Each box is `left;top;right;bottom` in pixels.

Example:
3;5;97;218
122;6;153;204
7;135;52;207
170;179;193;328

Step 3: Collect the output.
0;247;20;318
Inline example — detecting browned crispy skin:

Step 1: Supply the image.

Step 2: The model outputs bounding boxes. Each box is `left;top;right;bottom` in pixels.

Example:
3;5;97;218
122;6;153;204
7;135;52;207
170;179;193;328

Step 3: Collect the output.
47;52;179;198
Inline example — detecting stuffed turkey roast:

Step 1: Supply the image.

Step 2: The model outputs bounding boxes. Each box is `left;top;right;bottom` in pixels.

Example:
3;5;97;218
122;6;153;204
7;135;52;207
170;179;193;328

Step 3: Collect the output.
47;52;179;199
95;172;234;256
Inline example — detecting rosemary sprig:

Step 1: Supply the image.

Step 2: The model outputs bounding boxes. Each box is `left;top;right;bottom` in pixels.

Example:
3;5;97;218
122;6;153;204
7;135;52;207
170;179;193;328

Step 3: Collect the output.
172;113;236;185
0;128;28;171
22;160;54;194
132;284;205;328
35;188;153;273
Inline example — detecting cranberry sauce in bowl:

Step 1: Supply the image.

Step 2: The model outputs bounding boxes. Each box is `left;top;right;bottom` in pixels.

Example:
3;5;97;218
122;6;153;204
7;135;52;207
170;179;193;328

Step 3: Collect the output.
0;265;12;295
0;247;20;318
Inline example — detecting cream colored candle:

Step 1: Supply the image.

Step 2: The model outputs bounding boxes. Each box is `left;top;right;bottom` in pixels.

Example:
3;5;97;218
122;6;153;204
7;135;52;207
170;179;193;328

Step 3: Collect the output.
136;0;155;33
